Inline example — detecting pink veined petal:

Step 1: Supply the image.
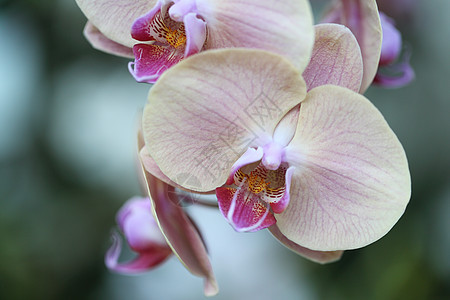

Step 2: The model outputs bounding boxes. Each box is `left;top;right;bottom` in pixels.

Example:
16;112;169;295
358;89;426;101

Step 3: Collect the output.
143;49;306;191
128;44;184;83
138;131;215;195
197;0;314;71
183;12;207;57
140;146;187;189
83;22;134;58
270;166;295;214
269;225;343;264
321;0;382;93
105;231;172;274
303;24;363;92
142;170;218;296
279;85;410;251
216;187;276;232
226;147;263;185
75;0;156;47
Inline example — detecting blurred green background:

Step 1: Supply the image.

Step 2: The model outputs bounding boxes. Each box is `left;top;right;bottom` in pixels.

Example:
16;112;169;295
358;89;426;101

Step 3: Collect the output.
0;0;448;299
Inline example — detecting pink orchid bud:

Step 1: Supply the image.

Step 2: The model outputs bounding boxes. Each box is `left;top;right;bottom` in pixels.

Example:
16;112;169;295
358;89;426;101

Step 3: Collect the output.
373;12;415;88
379;12;402;66
105;197;172;274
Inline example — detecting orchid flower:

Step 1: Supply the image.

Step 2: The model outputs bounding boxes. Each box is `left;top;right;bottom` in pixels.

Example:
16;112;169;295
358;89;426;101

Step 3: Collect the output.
373;12;415;88
321;0;382;93
105;197;172;273
75;0;314;83
140;44;410;253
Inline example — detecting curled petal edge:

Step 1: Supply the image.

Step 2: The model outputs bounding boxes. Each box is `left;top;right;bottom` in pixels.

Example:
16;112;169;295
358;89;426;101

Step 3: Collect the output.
269;225;343;264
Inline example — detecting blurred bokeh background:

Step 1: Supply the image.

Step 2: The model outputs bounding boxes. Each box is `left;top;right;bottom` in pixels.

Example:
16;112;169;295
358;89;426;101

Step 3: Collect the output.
0;0;448;299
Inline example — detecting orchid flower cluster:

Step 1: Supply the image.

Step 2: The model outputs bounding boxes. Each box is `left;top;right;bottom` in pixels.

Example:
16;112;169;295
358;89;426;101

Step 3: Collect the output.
76;0;413;296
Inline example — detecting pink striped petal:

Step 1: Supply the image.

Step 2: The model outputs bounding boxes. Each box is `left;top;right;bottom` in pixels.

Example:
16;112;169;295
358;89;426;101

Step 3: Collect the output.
322;0;382;93
216;187;276;232
279;85;410;250
142;49;306;191
303;24;363;92
83;22;133;58
269;225;343;264
75;0;156;47
197;0;314;71
142;171;218;296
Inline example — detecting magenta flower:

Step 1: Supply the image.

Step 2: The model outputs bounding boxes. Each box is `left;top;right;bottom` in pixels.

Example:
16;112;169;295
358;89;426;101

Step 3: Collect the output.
105;197;172;273
75;0;314;83
140;35;410;257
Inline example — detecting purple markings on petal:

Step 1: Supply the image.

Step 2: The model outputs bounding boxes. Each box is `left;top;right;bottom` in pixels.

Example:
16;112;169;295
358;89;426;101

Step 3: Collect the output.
217;187;276;232
278;85;411;250
270;166;294;214
303;24;363;92
129;44;184;83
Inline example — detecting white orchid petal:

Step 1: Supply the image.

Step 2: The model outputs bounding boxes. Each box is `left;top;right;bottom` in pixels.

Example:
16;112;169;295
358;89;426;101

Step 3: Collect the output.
277;85;410;250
